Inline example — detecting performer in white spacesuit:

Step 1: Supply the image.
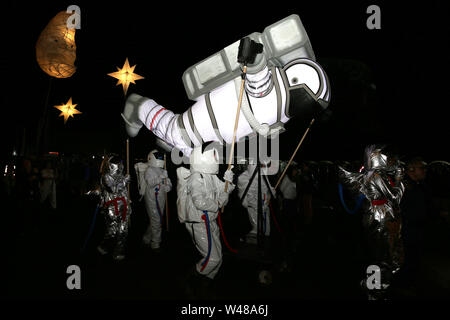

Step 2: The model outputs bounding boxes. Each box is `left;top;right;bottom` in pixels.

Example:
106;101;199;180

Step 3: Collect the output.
237;161;275;244
120;15;330;158
176;142;234;297
139;150;172;251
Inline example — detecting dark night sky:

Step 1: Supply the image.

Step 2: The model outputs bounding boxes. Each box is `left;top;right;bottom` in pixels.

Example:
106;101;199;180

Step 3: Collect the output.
1;1;448;163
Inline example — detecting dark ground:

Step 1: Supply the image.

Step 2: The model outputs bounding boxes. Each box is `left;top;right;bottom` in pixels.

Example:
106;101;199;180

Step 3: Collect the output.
2;179;450;312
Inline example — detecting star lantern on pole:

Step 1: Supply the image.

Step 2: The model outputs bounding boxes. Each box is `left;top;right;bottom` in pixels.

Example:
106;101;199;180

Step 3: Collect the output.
108;58;144;95
54;97;81;124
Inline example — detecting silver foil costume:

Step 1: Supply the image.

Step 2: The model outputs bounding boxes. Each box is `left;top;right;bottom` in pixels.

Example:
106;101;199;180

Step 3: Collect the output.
94;156;132;261
338;145;405;299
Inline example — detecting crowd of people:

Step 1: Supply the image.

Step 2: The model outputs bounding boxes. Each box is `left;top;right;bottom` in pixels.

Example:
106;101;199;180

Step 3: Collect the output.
2;153;102;234
2;145;449;300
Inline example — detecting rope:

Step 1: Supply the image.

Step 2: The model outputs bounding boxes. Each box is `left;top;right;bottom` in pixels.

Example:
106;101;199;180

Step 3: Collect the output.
217;209;238;253
338;183;365;214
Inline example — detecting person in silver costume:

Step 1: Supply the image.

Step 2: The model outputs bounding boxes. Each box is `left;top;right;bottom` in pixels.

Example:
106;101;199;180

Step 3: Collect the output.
338;145;405;299
90;155;132;261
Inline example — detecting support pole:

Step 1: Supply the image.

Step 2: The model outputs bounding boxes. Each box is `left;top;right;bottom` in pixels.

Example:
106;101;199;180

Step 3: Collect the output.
275;118;315;190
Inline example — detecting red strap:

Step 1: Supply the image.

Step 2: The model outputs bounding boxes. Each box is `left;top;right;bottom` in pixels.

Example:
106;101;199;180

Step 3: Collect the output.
104;197;127;221
217;210;238;253
150;107;166;130
371;199;388;205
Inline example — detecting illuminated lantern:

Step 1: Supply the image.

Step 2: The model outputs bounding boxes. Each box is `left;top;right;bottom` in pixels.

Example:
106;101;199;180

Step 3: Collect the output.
36;11;77;78
54;97;81;123
108;58;144;95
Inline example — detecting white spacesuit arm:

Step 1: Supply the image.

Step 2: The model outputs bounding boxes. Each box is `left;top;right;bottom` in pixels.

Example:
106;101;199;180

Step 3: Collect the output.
245;66;272;98
189;172;219;213
235;76;271;137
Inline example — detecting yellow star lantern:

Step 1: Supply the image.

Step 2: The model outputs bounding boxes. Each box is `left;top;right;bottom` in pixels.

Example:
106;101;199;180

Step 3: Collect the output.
108;58;144;95
54;97;81;124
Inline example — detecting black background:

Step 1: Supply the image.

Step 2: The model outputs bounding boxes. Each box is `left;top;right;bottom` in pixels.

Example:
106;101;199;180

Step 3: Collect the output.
1;0;448;162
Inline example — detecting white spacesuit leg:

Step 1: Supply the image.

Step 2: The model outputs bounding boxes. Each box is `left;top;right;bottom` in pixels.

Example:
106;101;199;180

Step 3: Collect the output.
142;193;154;245
187;219;222;280
143;187;165;249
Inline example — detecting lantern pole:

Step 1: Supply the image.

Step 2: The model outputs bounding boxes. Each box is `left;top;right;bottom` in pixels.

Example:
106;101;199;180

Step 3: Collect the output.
123;94;130;199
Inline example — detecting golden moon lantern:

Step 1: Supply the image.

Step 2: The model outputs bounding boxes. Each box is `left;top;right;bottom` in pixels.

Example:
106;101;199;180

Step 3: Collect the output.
36;11;77;78
54;97;81;123
108;58;144;95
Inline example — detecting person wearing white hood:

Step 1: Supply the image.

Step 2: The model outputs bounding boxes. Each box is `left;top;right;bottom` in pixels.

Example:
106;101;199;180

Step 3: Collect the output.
141;149;172;252
177;142;234;296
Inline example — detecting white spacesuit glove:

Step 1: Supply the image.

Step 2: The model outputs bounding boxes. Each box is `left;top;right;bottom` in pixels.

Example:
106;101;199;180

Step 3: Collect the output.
223;167;234;184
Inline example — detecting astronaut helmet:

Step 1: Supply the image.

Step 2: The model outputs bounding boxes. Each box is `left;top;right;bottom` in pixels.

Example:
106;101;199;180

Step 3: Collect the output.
190;141;220;175
148;149;165;168
106;155;124;175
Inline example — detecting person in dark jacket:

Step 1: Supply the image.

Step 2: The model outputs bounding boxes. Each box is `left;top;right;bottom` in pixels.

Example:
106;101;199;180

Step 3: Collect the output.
400;157;430;289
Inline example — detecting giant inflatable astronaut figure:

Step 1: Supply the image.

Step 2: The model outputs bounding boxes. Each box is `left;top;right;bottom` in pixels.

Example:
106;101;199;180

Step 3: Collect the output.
338;145;405;299
93;155;132;261
121;14;330;158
